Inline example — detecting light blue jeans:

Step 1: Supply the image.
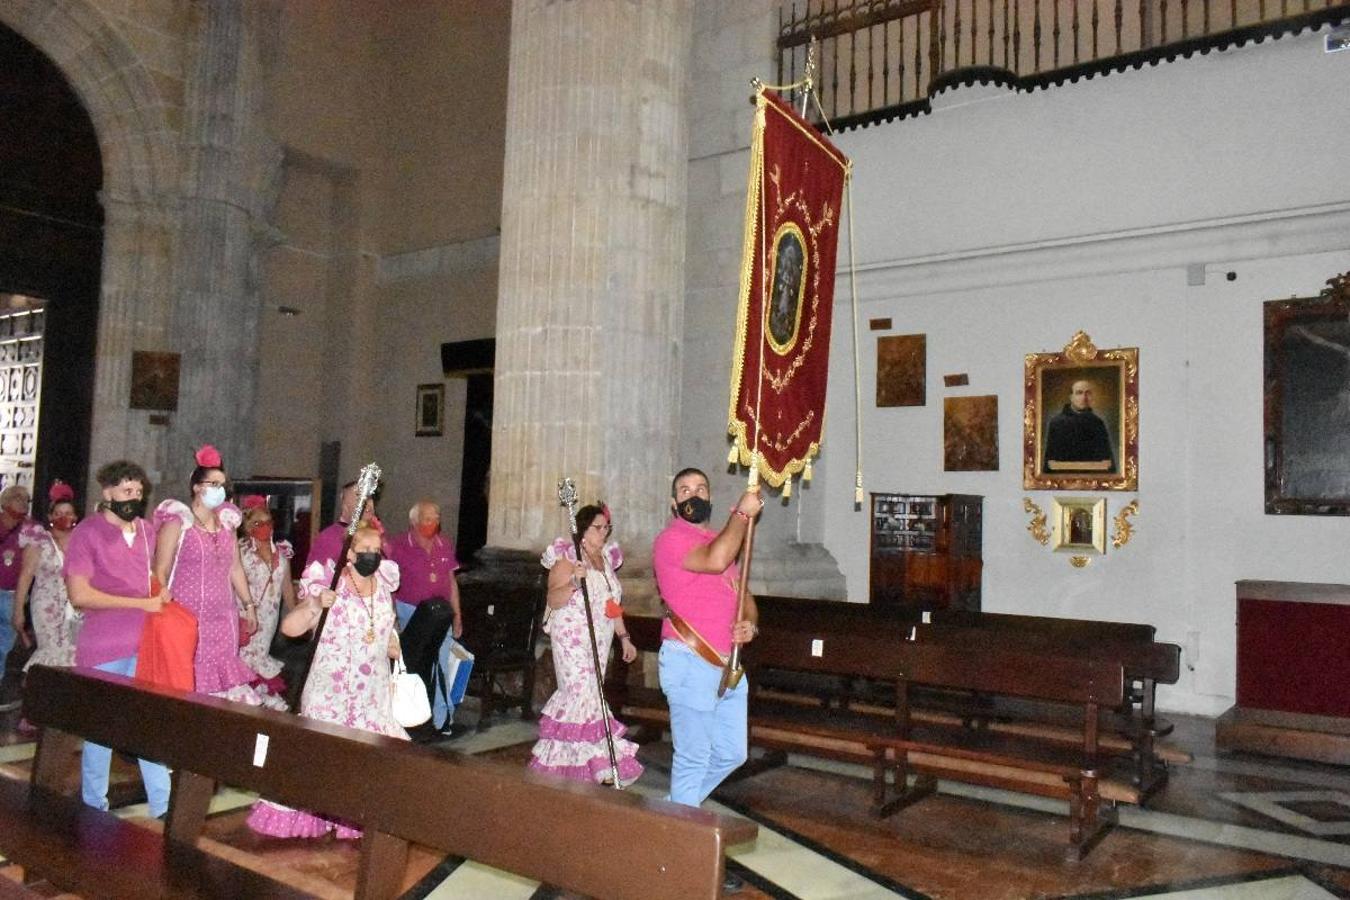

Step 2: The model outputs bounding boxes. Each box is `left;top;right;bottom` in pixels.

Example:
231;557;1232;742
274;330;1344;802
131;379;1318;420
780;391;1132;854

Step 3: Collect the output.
395;600;457;729
0;589;15;679
658;640;749;807
81;655;172;817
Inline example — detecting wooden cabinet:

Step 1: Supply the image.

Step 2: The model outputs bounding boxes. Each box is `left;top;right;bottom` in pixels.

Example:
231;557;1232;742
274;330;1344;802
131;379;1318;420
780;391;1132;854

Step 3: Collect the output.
869;493;982;612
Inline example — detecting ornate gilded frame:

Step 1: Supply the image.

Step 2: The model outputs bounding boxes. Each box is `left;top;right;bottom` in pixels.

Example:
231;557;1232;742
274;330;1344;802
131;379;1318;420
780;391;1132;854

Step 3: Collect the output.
1023;331;1139;490
1050;496;1107;555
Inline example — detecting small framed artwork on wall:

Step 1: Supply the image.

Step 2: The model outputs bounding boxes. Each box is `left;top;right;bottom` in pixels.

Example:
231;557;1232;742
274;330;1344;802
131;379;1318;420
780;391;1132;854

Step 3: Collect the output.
415;383;444;437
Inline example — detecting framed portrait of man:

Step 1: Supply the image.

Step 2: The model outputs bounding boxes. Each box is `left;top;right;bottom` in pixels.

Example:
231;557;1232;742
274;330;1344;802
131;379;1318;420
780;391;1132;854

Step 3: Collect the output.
1023;331;1138;491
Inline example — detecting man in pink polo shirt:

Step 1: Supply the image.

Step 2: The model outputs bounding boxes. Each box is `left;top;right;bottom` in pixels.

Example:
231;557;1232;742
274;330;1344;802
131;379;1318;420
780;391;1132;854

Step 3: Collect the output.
306;479;383;569
652;467;763;819
388;499;464;734
62;460;171;818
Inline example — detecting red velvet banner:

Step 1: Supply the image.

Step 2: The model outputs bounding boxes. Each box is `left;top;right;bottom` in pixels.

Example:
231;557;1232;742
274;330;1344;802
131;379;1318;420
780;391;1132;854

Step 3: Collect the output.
728;90;850;488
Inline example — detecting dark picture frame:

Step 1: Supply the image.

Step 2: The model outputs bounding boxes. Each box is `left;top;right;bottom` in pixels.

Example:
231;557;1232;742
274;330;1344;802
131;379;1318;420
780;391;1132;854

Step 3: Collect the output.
876;333;926;407
416;383;445;437
129;350;180;411
1023;331;1139;491
1264;272;1350;515
943;394;998;471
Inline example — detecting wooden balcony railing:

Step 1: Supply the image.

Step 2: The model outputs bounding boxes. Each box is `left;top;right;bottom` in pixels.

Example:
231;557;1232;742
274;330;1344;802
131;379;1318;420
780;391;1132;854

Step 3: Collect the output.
778;0;1350;129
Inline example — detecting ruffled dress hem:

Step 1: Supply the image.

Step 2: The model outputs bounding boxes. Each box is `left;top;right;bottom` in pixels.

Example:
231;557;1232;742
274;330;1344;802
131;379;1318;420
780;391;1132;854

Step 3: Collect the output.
246;800;361;839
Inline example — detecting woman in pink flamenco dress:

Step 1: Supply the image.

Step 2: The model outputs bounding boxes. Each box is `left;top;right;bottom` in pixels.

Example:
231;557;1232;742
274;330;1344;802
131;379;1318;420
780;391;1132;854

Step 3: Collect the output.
247;523;407;839
153;445;286;709
529;503;642;786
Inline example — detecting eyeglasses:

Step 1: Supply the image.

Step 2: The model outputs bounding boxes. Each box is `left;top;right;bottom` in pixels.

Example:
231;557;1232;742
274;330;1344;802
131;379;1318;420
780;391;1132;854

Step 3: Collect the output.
200;480;227;488
590;523;613;535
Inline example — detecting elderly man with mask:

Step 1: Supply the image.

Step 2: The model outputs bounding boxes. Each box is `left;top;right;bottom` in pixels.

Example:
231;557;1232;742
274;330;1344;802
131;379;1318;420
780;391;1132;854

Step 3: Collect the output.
388;499;465;736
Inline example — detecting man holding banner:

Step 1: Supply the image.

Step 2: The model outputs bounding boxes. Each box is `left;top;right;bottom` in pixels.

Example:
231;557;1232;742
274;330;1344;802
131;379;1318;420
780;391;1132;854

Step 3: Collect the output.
653;467;763;814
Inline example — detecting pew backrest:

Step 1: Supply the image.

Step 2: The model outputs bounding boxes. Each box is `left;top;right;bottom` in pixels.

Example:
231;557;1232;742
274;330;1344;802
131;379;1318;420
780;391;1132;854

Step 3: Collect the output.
895;642;1125;709
929;609;1156;643
22;665;755;900
910;623;1180;685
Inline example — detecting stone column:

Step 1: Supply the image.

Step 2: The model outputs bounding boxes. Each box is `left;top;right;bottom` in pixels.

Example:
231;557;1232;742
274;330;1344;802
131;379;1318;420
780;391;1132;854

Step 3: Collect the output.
165;2;280;491
486;0;693;598
86;197;179;499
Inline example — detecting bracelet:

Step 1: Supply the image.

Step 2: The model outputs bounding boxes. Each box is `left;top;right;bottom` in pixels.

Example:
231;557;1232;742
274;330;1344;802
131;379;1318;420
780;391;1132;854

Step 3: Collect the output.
732;507;751;521
616;632;630;640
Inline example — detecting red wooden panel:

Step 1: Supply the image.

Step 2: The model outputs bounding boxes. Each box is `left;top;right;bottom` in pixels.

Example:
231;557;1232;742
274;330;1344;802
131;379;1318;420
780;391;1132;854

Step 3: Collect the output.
1236;597;1350;717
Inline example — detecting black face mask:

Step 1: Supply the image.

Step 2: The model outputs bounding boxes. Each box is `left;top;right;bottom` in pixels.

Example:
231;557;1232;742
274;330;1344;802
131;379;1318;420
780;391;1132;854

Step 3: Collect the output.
676;496;712;525
106;498;146;522
353;551;382;577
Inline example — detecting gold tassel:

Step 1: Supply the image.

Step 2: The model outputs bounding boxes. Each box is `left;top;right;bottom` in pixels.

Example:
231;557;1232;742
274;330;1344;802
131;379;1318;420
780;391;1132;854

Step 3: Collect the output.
727;444;739;465
803;460;813;483
781;477;792;499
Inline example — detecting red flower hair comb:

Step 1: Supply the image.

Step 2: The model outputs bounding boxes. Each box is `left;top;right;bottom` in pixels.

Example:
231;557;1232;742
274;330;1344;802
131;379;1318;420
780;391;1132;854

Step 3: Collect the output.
195;444;222;468
48;480;75;504
240;494;267;511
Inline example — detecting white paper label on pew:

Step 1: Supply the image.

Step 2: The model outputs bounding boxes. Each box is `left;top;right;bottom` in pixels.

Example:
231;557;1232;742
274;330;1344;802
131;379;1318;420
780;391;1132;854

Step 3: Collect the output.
253;734;270;768
487;604;494;615
811;639;823;657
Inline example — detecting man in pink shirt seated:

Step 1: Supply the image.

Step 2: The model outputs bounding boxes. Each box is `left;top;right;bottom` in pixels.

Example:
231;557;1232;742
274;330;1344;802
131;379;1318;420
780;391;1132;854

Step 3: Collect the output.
62;460;171;818
652;467;763;820
388;500;464;733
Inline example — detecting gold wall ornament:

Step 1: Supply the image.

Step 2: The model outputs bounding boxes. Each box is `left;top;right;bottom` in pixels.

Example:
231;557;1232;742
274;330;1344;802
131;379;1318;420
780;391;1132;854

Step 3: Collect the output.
1050;496;1107;555
1023;330;1140;492
1112;499;1140;549
1069;555;1090;568
1023;497;1049;545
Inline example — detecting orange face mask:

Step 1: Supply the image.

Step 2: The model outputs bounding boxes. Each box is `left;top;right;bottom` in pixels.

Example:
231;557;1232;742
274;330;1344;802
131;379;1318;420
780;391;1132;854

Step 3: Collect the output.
251;523;274;542
416;522;439;539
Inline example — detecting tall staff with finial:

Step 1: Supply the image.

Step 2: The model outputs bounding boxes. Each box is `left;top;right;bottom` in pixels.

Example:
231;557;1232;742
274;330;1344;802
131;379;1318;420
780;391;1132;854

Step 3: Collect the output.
557;477;623;789
286;462;382;711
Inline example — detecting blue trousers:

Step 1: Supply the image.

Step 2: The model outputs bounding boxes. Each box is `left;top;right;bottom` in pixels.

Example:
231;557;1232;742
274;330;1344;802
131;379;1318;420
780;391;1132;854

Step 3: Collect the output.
658;640;748;807
396;600;457;729
0;589;15;679
81;655;172;817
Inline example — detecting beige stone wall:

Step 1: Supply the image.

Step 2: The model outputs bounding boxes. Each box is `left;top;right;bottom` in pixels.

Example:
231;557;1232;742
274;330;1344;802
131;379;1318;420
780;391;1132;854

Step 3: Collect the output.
252;2;510;531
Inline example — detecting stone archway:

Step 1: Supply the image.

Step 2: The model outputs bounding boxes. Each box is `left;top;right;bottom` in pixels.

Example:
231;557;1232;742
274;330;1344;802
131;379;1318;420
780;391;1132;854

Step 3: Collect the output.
0;0;180;494
0;1;280;497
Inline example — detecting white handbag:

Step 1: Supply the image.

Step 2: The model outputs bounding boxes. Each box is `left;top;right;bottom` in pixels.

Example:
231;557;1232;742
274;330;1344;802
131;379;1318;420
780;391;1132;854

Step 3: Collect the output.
390;654;431;728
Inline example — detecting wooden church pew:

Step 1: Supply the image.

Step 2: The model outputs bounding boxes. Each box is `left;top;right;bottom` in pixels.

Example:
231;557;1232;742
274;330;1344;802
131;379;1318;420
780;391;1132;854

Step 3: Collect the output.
10;665;756;900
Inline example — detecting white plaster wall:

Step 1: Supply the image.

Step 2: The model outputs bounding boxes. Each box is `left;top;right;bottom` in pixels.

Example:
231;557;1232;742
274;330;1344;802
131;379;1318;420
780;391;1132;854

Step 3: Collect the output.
809;29;1350;715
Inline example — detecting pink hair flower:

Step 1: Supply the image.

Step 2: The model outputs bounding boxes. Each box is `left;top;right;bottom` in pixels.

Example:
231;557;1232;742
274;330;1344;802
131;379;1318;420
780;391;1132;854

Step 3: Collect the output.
47;480;75;504
240;494;268;510
195;444;222;468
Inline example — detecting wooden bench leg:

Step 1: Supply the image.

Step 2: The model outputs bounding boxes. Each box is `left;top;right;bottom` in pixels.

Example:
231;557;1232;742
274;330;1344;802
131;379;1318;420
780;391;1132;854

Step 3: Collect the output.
31;727;81;794
870;746;934;818
164;770;214;844
1066;771;1117;861
355;829;410;900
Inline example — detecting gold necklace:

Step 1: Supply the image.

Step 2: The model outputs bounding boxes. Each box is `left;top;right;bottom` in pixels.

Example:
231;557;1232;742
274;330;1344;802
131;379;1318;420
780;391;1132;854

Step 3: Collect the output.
348;571;377;644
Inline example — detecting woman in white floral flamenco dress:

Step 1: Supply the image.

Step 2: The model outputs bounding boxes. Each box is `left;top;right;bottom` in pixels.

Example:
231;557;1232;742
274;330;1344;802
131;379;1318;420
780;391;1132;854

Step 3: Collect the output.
152;445;286;710
12;481;81;669
528;503;643;786
235;495;297;688
247;523;407;839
